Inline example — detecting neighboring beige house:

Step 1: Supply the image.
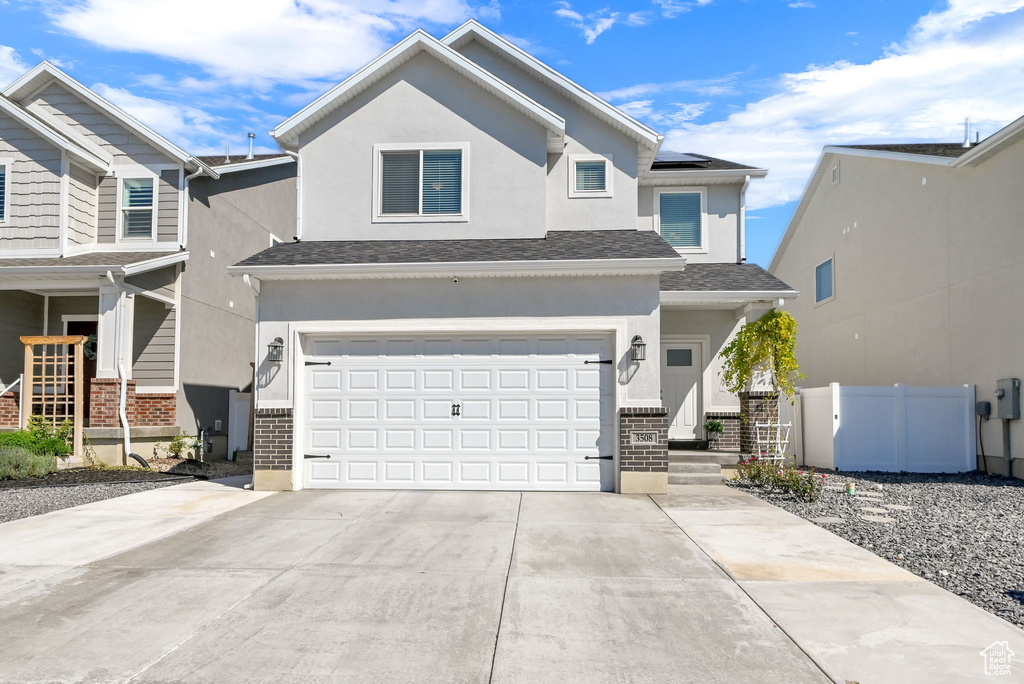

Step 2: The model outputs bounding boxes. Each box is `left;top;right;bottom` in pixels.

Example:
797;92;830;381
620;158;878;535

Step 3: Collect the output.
0;62;296;462
770;115;1024;477
230;21;796;494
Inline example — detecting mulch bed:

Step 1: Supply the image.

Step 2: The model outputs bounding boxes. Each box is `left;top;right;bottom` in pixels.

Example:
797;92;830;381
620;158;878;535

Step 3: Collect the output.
0;468;192;490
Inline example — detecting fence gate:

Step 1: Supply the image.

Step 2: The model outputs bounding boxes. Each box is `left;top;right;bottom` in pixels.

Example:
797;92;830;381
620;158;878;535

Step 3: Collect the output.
21;335;86;460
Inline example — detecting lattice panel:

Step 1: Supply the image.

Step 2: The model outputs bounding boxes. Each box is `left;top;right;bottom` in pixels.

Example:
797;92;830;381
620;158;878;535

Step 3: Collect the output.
21;335;85;458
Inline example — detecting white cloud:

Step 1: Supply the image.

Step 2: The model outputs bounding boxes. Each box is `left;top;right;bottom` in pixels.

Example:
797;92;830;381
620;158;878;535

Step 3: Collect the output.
607;0;1024;212
598;75;738;101
554;2;621;44
43;0;475;85
788;2;815;8
92;83;227;150
0;45;29;88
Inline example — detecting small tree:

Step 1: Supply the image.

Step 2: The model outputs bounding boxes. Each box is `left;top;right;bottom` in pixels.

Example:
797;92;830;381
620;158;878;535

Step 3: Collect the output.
719;309;803;426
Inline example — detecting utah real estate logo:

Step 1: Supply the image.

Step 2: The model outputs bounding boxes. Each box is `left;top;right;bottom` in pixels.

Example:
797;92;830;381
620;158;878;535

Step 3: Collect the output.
980;641;1015;676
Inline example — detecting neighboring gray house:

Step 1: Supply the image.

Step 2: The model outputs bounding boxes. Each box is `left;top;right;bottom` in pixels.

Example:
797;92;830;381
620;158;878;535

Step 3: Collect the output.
231;21;796;494
0;62;296;463
770;115;1024;477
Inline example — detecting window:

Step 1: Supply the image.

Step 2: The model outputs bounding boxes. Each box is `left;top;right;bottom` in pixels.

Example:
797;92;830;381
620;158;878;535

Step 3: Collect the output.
0;162;7;223
568;154;612;198
656;188;706;251
667;349;693;366
376;145;465;220
815;258;834;303
121;177;155;238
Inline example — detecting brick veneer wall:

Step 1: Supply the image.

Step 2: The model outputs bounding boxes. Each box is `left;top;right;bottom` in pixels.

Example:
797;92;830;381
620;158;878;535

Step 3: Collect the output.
619;406;669;473
739;391;779;454
705;411;740;450
90;379;176;428
254;408;293;471
0;392;19;428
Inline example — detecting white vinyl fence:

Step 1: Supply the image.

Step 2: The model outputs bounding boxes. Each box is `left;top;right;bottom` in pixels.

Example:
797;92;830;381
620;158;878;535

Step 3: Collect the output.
791;384;976;473
227;390;252;457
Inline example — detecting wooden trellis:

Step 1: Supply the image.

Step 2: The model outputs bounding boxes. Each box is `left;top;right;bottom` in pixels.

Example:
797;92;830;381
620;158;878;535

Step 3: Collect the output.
21;336;85;458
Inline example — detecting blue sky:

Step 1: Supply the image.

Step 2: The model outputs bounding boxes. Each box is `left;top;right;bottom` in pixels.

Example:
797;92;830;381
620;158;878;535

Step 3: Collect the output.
2;0;1023;266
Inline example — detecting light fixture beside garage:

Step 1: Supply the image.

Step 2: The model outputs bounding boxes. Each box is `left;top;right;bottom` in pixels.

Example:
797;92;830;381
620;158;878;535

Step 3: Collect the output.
267;337;284;363
631;335;646;362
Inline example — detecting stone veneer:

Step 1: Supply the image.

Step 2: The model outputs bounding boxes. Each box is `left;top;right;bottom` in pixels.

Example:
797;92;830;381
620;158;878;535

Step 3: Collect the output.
739;391;780;454
704;411;740;451
619;406;668;494
89;379;176;428
0;392;19;428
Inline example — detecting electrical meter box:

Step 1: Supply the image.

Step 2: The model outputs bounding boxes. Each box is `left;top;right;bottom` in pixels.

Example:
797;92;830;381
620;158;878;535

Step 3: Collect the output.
995;378;1021;420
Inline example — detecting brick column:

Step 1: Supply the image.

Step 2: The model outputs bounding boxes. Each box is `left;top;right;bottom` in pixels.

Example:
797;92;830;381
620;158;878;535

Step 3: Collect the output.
619;406;668;494
739;391;779;454
253;408;294;491
704;411;740;451
0;392;19;428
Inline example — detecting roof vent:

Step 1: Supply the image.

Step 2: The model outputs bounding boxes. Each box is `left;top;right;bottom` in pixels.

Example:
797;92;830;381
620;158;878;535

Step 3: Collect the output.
224;145;231;163
963;117;971;148
247;132;255;160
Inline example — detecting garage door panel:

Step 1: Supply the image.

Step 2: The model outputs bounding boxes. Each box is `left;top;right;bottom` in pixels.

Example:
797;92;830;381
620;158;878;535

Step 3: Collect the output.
303;333;614;491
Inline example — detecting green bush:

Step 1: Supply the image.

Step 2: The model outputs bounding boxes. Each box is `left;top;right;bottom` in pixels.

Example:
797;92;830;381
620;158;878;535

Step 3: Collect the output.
0;431;71;457
0;446;58;480
736;456;825;502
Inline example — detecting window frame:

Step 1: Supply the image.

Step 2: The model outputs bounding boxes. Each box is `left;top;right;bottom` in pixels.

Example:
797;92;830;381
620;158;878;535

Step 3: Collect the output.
567;153;613;199
372;142;469;223
0;157;12;225
114;167;160;242
654;186;708;254
815;256;835;305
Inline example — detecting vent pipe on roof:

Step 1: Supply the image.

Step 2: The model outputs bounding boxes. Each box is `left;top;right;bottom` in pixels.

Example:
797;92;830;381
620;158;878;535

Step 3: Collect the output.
247;132;255;160
224;145;231;163
963;118;972;148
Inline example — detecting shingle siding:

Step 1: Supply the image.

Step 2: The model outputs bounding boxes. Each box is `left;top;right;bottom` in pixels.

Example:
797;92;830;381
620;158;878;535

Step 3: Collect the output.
97;175;117;243
157;169;179;242
0;110;62;250
132;296;175;387
67;163;97;246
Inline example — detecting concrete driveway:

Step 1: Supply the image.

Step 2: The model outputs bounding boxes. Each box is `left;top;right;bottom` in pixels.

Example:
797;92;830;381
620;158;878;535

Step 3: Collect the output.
0;483;828;684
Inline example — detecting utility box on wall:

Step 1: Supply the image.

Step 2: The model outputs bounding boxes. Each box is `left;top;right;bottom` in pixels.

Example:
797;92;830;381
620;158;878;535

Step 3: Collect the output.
995;378;1021;420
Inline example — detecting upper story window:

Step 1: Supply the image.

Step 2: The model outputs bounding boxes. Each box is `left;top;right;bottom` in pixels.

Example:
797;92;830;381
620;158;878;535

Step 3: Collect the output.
120;177;156;239
815;257;834;303
568;154;613;198
374;143;467;222
656;187;706;253
0;161;8;223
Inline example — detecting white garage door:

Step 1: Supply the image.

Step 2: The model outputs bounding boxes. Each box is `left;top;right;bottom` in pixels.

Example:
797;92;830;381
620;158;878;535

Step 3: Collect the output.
302;334;614;490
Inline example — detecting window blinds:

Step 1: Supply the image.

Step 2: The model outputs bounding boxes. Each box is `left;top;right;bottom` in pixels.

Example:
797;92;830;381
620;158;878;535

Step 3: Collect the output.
122;177;154;238
659;192;701;248
380;152;420;214
574;160;606;192
422;150;462;215
0;166;6;222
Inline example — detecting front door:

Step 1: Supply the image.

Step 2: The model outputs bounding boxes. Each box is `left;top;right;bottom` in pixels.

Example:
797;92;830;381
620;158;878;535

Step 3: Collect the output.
65;321;98;426
662;343;702;440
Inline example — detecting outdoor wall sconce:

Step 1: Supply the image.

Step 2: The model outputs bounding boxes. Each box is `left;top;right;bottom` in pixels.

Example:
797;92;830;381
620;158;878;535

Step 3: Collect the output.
267;337;284;363
631;335;646;362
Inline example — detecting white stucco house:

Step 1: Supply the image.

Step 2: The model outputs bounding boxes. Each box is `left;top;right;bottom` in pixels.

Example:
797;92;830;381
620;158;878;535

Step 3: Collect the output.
230;21;796;494
770;115;1024;477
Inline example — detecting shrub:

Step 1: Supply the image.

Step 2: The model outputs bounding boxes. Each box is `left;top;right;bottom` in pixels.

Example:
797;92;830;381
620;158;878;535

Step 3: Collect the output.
156;434;200;459
0;446;58;480
0;431;72;457
736;456;824;502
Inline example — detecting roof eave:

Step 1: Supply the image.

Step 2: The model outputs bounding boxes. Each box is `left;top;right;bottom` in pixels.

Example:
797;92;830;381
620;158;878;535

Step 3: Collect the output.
660;289;798;306
823;145;957;166
208;156;296;174
641;167;767;185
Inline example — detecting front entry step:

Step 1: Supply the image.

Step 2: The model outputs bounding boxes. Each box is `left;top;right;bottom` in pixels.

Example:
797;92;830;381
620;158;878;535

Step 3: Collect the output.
668;471;725;485
669;462;721;474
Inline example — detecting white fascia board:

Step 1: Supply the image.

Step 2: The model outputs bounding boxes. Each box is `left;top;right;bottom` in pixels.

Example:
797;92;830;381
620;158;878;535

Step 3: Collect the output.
121;251;190;276
4;62;197;169
0;251;189;279
0;96;110;172
660;290;798;305
210;156;296;174
822;145;956;167
641;167;768;186
442;21;660;150
272;31;565;146
951;114;1024;167
229;256;685;281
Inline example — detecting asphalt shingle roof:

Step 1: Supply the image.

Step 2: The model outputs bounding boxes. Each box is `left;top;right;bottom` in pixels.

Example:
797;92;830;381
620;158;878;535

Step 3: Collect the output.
0;252;176;269
651;152;759;171
660;263;794;292
834;143;969;159
236;230;683;267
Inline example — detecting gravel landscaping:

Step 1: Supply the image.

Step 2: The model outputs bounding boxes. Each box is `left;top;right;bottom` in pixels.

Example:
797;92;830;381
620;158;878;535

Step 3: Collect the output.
0;480;184;523
729;471;1024;627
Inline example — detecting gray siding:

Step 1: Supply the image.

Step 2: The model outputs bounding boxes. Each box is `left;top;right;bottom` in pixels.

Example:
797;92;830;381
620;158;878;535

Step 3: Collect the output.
0;111;62;250
157;169;179;242
125;265;177;302
132;296;175;387
46;296;97;337
67;164;97;245
97;176;116;243
0;291;43;384
25;81;170;166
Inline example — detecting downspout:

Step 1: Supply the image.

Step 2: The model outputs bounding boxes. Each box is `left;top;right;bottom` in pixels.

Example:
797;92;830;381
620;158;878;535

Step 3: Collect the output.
182;167;206;250
105;270;133;460
283;151;301;240
738;174;750;264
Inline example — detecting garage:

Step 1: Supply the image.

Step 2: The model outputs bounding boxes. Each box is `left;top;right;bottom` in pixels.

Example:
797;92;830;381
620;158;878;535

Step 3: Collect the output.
301;333;615;490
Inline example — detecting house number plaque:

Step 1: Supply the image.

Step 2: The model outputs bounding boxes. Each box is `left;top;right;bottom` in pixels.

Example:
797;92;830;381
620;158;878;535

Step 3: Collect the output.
630;431;658;445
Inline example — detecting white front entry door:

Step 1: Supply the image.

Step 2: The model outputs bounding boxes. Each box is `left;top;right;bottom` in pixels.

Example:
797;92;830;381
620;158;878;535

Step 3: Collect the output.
662;343;702;440
301;334;614;491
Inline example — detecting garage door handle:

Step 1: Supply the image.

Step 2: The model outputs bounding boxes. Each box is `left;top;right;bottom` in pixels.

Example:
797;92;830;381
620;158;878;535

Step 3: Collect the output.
305;361;332;367
585;455;613;460
304;454;331;459
584;359;614;365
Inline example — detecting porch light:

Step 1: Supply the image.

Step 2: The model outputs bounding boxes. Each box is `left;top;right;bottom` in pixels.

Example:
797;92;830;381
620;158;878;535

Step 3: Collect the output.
631;335;646;362
267;337;284;363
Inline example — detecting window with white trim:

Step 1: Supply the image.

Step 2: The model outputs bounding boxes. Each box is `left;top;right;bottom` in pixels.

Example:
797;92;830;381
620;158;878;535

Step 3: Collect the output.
377;146;464;218
568;154;613;198
121;177;155;239
0;162;7;223
815;257;834;303
656;188;706;251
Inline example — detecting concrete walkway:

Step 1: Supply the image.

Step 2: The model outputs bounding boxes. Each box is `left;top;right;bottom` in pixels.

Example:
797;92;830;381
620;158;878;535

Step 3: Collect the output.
653;485;1024;683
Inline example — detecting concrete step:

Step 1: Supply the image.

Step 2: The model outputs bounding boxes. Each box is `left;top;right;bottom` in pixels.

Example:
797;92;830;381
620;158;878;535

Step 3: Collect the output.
668;451;743;466
668;472;726;485
669;462;721;474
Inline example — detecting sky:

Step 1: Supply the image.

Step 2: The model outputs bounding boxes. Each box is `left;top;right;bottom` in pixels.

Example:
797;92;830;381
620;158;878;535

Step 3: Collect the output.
1;0;1022;267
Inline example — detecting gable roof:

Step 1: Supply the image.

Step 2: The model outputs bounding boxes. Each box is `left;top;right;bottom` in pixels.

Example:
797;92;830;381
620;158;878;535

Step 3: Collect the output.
660;263;794;293
3;62;217;178
952;113;1024;167
0;96;110;172
442;21;660;153
833;142;967;158
272;30;565;150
